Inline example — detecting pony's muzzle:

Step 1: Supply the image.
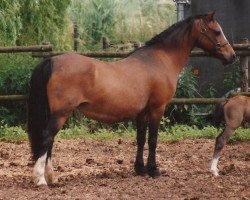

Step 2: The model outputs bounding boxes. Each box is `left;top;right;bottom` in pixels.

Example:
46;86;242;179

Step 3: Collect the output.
222;52;236;65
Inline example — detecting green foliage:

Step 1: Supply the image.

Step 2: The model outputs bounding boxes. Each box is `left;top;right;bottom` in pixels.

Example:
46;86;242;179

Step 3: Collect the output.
160;116;171;132
0;123;27;141
160;125;250;143
18;0;71;50
1;123;249;143
70;0;120;50
1;0;175;50
0;0;22;45
0;0;71;50
204;83;217;98
0;54;38;125
176;67;198;97
0;54;36;94
166;67;199;125
70;0;175;51
222;60;241;93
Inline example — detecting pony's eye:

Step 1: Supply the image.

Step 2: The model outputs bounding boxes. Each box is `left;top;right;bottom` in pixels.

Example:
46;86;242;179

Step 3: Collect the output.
214;30;221;36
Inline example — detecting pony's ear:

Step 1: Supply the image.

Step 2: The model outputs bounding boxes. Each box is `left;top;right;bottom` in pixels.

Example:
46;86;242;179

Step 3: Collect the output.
206;11;215;22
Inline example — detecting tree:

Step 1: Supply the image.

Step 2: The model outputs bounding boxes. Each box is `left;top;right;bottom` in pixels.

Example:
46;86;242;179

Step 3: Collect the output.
0;0;71;50
0;0;22;45
18;0;71;50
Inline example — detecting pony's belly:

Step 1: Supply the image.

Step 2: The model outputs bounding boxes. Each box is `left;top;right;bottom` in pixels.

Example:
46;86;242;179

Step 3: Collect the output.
77;103;141;123
80;111;133;123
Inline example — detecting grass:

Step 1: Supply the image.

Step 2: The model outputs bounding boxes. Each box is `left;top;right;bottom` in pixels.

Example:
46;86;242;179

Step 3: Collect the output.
0;124;249;143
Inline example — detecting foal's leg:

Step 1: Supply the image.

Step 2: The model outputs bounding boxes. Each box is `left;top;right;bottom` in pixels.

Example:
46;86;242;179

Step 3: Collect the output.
134;112;148;176
211;126;236;176
147;107;164;178
33;114;69;186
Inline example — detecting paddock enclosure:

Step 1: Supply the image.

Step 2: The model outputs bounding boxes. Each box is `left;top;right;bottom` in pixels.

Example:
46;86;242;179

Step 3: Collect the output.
0;139;249;199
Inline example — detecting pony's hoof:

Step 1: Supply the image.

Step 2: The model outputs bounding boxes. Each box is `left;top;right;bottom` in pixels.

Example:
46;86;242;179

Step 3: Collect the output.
147;167;161;178
34;176;48;186
45;172;58;185
134;164;146;176
210;168;219;176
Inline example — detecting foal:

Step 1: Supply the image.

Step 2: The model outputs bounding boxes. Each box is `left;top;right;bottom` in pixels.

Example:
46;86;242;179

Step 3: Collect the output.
211;95;250;176
28;12;235;186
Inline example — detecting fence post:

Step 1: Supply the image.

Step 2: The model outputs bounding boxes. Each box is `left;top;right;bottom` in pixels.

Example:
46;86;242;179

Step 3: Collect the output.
240;38;249;92
74;22;79;51
102;37;110;50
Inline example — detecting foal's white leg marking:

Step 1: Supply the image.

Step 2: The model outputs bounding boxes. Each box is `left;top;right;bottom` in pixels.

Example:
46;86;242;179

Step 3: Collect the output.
33;152;47;186
210;156;219;176
45;158;55;184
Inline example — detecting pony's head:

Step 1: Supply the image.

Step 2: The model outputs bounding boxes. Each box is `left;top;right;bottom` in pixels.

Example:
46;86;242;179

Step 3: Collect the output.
194;12;236;65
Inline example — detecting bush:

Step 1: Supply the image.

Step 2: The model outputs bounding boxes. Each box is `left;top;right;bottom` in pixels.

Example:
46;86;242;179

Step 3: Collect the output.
0;54;39;125
166;67;199;125
222;60;241;93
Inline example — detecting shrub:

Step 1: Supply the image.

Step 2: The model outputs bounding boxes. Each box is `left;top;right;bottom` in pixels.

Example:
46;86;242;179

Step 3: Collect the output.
166;67;199;125
0;54;38;125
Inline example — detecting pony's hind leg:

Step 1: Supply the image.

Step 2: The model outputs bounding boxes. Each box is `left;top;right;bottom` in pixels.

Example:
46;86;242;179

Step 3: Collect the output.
44;142;55;184
33;152;48;186
33;114;69;186
134;112;148;176
211;126;235;176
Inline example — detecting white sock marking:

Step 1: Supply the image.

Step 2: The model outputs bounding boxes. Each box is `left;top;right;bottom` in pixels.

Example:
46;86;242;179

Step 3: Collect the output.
210;157;219;176
33;152;47;186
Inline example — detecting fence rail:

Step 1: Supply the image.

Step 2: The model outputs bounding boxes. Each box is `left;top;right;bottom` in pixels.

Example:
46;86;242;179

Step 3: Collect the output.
32;49;250;58
2;95;250;104
0;95;27;101
32;43;250;58
0;45;52;53
0;92;248;105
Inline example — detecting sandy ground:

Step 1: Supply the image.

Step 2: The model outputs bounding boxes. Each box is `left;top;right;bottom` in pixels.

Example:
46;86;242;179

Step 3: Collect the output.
0;138;249;200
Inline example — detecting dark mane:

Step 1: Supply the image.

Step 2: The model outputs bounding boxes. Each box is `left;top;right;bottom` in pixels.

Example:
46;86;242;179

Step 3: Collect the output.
126;14;207;57
145;14;207;46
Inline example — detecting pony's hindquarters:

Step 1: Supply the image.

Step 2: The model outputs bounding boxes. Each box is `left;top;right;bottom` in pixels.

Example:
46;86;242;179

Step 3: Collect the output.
28;58;77;185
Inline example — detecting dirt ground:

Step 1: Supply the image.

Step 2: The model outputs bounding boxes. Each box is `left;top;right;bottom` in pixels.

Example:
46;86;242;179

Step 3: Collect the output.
0;138;249;200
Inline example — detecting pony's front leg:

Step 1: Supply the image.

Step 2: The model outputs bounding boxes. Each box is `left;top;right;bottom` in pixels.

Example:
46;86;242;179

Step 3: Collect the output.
211;126;235;176
147;107;164;178
135;112;148;176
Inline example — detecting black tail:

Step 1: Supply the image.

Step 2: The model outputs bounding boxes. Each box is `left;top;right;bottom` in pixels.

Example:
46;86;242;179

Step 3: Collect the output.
211;100;227;127
28;59;52;161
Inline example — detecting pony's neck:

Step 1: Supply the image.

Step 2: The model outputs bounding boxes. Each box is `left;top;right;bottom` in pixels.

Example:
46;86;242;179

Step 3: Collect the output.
160;23;196;71
145;20;196;76
165;33;195;70
152;32;196;77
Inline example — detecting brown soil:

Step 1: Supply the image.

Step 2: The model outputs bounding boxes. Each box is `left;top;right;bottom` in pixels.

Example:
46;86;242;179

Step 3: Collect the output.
0;139;249;200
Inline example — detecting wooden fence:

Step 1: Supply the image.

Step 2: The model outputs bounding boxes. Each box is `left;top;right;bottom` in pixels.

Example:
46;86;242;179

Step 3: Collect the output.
0;95;227;104
0;42;249;103
0;44;52;53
